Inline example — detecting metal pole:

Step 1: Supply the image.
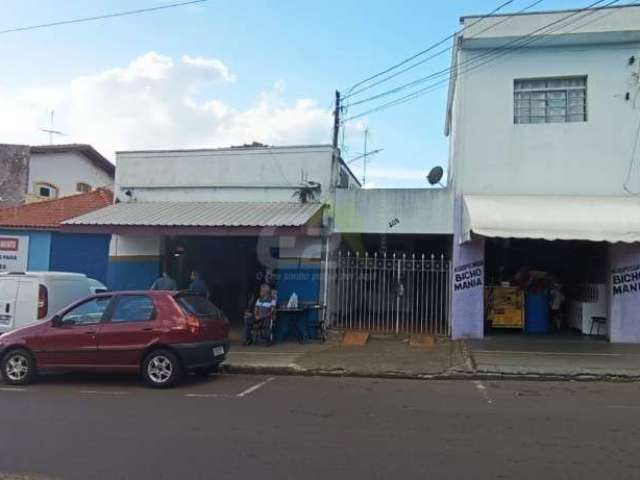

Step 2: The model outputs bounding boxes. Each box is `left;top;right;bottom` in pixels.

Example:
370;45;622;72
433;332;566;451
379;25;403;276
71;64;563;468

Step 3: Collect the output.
395;256;401;335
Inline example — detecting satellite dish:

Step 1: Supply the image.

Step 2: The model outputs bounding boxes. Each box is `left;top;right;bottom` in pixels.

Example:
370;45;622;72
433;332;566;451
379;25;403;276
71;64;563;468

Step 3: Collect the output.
427;166;444;186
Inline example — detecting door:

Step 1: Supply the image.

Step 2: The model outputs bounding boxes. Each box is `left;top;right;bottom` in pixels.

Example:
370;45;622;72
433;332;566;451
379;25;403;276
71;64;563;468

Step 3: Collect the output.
97;294;159;369
37;296;112;369
0;278;19;332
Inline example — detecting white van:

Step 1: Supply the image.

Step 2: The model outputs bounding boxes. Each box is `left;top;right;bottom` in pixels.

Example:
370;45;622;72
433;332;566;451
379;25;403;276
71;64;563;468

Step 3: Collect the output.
0;272;102;334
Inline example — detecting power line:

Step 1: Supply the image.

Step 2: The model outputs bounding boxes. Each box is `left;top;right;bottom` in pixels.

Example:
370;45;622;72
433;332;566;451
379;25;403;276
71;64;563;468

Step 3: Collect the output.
343;0;518;98
0;0;207;35
345;0;613;111
343;0;618;122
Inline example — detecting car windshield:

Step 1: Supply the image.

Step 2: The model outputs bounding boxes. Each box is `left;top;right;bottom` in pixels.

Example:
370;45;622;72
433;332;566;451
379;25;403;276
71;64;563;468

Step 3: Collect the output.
177;295;222;317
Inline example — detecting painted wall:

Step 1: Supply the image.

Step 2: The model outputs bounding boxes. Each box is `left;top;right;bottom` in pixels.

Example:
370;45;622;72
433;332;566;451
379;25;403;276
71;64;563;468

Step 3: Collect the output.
609;243;640;343
449;38;640;196
108;234;161;290
28;151;113;198
335;188;453;234
49;233;110;284
451;197;485;339
0;229;51;271
115;146;341;204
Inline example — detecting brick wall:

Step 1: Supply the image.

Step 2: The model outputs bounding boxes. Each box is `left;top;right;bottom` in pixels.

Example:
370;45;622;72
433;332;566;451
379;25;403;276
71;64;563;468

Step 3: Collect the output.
0;144;30;206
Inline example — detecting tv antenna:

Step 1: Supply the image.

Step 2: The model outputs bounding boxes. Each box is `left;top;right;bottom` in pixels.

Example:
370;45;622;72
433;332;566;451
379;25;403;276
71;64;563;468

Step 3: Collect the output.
347;128;383;187
40;110;65;144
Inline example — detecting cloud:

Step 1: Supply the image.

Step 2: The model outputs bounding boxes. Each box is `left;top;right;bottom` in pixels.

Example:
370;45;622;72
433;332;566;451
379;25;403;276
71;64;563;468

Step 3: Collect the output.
0;51;332;159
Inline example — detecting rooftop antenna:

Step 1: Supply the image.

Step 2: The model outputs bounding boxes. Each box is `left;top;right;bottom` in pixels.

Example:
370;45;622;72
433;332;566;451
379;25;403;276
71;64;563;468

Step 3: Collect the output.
347;128;383;187
40;110;65;144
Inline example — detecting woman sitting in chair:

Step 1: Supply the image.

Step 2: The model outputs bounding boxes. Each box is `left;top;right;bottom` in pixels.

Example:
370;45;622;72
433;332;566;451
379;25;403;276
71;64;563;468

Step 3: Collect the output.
243;283;276;346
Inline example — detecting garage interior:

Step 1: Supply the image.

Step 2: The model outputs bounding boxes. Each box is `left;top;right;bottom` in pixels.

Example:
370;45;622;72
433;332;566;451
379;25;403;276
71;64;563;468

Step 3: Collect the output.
484;238;610;338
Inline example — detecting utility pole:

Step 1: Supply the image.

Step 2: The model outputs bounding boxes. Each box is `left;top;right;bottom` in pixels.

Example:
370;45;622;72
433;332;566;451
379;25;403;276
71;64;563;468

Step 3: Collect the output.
332;90;341;149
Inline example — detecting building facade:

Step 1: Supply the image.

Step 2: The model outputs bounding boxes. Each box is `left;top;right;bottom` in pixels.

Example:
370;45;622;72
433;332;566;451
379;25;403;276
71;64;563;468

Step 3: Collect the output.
64;145;359;331
446;5;640;343
0;144;114;206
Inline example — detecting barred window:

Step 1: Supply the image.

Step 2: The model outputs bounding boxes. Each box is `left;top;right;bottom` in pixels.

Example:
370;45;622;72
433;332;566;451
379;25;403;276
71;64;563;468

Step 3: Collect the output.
514;76;586;124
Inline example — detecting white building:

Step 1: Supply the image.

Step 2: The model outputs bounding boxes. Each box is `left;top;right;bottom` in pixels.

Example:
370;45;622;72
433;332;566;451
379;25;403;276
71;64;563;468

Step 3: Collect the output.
27;144;114;202
64;144;359;331
446;4;640;343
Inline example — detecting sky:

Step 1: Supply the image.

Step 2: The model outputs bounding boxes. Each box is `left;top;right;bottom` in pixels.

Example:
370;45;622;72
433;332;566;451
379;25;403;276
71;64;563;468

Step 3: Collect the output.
0;0;595;188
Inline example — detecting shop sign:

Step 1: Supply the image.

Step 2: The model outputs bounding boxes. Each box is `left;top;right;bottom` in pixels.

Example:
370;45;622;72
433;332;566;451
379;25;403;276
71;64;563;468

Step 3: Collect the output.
0;236;29;273
454;261;484;292
612;264;640;296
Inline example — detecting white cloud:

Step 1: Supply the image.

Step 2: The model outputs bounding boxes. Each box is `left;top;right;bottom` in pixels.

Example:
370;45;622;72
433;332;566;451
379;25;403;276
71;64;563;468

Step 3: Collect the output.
0;51;332;159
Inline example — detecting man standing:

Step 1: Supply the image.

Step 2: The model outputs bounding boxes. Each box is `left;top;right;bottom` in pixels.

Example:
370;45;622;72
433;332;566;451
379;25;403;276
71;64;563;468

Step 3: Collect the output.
189;270;210;298
150;272;177;290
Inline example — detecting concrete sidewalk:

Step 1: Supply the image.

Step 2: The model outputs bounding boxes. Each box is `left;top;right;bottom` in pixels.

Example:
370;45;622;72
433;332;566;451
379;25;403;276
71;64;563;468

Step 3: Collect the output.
224;332;469;379
223;330;640;381
466;335;640;380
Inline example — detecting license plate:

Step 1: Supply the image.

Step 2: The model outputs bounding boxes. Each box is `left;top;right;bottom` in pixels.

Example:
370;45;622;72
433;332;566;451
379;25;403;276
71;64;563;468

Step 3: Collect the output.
213;346;225;357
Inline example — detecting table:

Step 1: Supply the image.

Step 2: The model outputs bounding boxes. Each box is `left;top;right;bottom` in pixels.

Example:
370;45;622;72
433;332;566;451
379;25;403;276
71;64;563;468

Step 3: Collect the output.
275;304;326;343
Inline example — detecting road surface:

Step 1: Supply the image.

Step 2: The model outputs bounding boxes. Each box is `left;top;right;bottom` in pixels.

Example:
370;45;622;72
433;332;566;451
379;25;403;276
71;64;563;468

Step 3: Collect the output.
1;373;639;479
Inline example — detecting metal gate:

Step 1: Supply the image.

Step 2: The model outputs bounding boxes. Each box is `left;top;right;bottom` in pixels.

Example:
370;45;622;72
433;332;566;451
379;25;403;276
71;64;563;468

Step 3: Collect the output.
332;252;451;335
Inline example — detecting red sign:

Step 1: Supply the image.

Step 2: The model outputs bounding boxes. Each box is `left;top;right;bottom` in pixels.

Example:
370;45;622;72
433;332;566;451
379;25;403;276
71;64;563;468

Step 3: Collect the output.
0;237;19;252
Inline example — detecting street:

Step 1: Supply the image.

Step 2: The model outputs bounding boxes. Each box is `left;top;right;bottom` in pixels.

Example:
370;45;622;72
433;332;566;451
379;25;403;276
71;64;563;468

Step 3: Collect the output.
1;374;640;480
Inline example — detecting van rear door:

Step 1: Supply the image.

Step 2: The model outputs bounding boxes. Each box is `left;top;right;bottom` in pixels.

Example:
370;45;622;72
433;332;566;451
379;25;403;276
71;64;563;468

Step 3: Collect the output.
14;279;38;329
0;277;19;332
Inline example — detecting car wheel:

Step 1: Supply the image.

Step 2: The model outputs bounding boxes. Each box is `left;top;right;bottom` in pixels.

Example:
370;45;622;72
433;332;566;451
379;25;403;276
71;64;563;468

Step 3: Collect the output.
142;349;183;389
1;348;37;386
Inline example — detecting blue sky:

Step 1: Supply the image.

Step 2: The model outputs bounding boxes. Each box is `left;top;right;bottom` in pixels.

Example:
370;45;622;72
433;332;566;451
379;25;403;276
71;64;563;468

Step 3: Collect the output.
0;0;593;187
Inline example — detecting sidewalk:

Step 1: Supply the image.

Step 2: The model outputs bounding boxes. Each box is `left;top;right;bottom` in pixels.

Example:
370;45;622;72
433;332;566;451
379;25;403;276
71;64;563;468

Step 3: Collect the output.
223;330;640;381
224;331;469;379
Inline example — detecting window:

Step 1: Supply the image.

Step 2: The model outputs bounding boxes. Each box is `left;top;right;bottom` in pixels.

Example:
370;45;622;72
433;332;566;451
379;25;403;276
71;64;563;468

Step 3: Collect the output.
76;182;92;193
514;76;586;124
60;297;111;326
34;182;59;199
177;295;222;318
111;295;155;323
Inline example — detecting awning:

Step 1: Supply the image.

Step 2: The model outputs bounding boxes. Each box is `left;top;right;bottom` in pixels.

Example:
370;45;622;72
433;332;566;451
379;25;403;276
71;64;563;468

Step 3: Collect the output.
62;201;325;236
463;195;640;243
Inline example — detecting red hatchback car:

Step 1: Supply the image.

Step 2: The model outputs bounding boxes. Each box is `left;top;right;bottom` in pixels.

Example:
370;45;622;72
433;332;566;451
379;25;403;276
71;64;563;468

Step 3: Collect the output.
0;291;230;388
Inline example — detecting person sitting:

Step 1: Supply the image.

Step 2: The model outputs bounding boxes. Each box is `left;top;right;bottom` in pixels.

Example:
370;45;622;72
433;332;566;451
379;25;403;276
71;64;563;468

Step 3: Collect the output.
243;283;276;346
188;270;209;298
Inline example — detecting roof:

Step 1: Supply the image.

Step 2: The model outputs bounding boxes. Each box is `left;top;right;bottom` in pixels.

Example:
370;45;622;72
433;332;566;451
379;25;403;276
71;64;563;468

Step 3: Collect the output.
30;144;115;177
463;195;640;243
116;144;333;155
63;201;324;228
460;4;636;21
0;188;113;230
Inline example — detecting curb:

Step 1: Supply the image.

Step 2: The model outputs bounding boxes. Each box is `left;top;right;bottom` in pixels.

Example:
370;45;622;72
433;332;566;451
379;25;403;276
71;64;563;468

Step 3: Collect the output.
222;363;640;382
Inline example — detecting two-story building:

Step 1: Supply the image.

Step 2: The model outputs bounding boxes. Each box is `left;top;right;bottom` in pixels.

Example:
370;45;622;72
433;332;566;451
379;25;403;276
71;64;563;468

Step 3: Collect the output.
0;143;114;206
446;5;640;343
63;144;359;330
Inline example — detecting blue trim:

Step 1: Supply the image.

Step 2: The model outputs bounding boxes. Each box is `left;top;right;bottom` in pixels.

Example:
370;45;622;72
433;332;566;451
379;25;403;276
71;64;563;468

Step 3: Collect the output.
107;258;159;291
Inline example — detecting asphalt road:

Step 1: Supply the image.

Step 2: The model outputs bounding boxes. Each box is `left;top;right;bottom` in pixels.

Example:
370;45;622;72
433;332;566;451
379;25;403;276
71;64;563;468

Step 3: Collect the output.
1;373;640;480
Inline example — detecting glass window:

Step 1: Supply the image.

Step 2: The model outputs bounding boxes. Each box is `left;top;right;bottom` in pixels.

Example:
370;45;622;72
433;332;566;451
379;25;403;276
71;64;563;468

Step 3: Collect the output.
60;297;111;326
111;295;155;323
177;295;222;317
35;183;59;199
513;76;586;124
76;182;92;193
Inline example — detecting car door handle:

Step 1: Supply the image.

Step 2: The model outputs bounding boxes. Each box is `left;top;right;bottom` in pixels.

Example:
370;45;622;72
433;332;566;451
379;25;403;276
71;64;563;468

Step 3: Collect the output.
85;331;97;335
141;327;153;331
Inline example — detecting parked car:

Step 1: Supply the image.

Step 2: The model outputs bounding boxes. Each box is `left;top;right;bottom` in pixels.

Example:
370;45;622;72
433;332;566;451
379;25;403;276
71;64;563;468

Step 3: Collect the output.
0;272;106;334
0;291;230;388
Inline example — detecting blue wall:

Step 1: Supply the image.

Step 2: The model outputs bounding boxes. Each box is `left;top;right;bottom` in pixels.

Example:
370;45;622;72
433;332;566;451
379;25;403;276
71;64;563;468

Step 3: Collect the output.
107;258;159;291
49;233;110;284
0;229;51;271
277;259;322;339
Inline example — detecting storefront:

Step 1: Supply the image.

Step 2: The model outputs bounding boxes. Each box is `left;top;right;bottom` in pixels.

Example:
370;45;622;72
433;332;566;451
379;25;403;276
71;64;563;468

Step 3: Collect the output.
63;200;326;329
452;195;640;343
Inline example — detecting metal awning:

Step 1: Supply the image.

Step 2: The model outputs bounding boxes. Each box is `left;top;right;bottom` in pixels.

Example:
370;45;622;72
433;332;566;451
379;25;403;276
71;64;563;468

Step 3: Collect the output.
62;201;325;236
463;195;640;243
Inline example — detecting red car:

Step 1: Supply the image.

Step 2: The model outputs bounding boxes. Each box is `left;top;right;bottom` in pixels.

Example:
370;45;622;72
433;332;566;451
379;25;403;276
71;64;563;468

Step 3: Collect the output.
0;291;230;388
